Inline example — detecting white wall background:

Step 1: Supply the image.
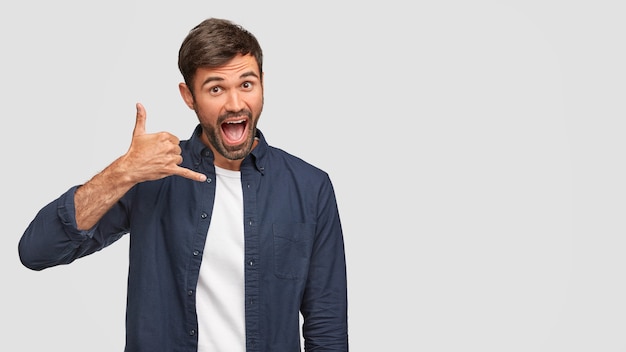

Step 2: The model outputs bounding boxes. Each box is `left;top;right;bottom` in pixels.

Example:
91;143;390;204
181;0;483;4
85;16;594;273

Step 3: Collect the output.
1;0;625;351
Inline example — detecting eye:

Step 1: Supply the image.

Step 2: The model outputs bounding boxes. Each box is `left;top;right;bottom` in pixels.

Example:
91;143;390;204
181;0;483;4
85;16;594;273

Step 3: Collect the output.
209;86;222;94
241;81;253;90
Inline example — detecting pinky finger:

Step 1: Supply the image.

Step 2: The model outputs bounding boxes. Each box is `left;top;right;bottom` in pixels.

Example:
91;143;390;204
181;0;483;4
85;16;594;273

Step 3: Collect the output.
175;166;207;182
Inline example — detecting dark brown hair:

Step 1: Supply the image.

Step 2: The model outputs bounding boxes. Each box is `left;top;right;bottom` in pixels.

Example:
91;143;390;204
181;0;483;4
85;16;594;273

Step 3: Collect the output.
178;18;263;90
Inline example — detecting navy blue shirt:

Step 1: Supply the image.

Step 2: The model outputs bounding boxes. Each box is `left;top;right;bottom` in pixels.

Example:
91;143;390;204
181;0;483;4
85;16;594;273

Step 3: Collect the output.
19;126;348;351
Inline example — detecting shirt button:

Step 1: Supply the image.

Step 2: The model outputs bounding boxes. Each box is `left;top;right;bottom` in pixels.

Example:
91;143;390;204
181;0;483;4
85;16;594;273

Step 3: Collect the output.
206;177;212;183
248;259;255;266
188;290;193;296
193;250;199;256
201;212;208;219
189;329;196;336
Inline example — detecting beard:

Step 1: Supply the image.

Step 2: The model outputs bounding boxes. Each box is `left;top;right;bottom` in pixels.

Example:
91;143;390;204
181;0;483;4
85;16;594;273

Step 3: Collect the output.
200;109;260;161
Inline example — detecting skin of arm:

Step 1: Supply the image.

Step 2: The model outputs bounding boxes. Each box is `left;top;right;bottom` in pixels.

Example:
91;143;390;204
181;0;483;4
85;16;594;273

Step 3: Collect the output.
75;103;206;230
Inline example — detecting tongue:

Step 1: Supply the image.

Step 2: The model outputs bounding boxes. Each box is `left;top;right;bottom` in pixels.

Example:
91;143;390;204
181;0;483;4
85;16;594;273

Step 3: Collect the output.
222;122;245;143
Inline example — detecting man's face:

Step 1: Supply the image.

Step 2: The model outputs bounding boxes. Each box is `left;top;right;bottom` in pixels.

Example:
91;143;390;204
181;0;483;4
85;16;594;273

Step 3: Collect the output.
180;54;263;169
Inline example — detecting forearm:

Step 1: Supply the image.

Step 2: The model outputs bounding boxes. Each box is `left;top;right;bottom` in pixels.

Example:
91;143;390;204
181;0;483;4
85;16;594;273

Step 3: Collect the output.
75;155;136;230
302;247;349;351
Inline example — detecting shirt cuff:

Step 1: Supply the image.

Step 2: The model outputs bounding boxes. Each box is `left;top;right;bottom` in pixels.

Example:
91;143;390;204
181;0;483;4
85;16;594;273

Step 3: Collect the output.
58;185;96;239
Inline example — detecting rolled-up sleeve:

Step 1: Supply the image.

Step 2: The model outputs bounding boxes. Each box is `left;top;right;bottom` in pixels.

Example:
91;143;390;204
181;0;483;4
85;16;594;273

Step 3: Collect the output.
18;186;127;271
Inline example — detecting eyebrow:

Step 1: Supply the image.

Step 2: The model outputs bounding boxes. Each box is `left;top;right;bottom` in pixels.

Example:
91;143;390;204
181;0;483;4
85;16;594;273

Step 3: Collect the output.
201;71;260;87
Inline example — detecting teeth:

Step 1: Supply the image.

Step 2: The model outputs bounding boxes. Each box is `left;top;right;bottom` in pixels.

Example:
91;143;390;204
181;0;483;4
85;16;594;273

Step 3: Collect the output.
226;119;245;124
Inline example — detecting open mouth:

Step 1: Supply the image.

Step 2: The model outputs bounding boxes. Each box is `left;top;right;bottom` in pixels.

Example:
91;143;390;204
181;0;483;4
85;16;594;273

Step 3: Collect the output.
221;118;248;145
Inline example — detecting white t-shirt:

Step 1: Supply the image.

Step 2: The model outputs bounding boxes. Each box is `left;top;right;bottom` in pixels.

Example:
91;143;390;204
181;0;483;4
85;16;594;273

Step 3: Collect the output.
196;166;246;352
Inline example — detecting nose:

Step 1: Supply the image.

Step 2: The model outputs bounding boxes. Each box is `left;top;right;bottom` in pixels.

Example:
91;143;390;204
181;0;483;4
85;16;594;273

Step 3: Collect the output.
224;90;244;112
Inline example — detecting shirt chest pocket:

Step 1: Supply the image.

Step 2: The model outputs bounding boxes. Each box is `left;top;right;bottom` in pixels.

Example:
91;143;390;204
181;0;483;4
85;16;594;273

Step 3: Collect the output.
273;223;315;280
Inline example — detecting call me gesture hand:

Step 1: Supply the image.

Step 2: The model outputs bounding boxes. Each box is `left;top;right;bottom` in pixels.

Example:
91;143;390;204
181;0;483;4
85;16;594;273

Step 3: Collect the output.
74;103;206;230
126;103;207;183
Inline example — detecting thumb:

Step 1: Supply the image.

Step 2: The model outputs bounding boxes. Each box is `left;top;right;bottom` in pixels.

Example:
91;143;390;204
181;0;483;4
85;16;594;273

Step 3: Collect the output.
133;102;147;137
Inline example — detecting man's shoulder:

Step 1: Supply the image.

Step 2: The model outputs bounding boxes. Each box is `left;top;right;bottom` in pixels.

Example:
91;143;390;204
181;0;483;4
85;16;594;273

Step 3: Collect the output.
266;145;329;179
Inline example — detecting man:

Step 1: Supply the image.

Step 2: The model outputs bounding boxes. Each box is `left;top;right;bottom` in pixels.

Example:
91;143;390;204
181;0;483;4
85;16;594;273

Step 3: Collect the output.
19;18;348;352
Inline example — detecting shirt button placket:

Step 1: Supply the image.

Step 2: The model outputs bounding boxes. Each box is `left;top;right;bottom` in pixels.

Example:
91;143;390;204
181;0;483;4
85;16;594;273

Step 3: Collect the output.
190;208;208;342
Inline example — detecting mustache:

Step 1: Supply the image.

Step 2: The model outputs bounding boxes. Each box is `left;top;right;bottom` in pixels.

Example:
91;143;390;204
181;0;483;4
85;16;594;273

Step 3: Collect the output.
217;110;252;124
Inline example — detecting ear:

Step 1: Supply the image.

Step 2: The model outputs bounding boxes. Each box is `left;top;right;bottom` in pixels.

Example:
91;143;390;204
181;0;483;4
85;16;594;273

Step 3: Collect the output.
179;83;195;110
